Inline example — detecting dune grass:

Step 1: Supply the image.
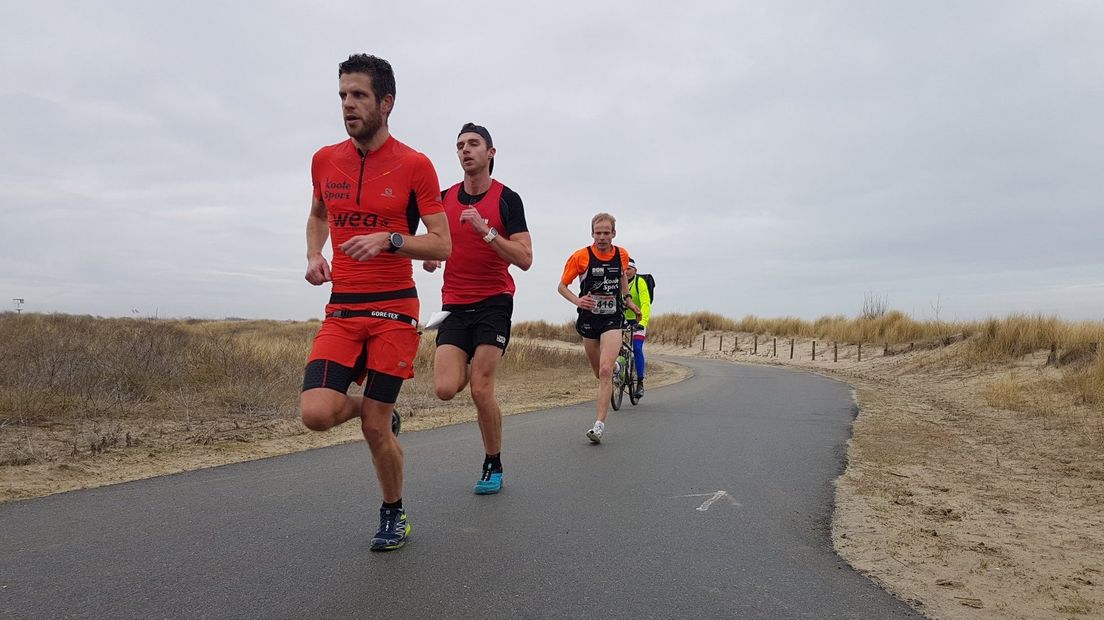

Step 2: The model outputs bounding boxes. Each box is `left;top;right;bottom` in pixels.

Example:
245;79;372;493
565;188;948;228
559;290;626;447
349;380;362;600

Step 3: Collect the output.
0;313;587;425
2;309;1100;435
510;319;578;343
648;310;1104;425
509;310;1104;412
0;314;312;422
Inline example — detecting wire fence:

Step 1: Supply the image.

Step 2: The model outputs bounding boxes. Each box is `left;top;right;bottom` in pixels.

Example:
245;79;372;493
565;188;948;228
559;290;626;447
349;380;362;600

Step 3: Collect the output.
682;333;1100;367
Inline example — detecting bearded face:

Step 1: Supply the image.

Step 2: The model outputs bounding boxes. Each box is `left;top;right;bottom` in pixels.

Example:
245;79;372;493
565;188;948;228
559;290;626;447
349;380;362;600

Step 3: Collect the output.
338;73;389;143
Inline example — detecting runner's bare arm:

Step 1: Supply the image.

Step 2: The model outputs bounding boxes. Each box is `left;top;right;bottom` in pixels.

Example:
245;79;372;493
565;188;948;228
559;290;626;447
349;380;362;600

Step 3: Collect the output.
458;207;533;270
559;282;596;311
397;211;451;260
339;212;451;262
489;231;532;270
305;196;332;285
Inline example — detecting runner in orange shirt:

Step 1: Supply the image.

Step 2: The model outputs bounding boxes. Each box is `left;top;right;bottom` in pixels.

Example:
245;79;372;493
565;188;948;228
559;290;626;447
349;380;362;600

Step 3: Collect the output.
557;213;639;443
300;54;450;552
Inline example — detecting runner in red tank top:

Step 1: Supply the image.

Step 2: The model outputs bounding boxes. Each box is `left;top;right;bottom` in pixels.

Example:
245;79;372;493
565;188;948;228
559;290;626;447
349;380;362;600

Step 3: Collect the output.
299;54;451;552
422;123;532;494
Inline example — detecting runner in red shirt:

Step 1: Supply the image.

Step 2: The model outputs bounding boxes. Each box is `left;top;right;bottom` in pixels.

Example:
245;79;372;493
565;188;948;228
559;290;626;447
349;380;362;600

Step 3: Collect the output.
558;213;639;443
423;123;532;495
300;54;450;552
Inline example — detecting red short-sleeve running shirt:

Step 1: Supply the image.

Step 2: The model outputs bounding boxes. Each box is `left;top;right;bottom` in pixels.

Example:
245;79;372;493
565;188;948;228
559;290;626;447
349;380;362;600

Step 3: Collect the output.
312;136;444;293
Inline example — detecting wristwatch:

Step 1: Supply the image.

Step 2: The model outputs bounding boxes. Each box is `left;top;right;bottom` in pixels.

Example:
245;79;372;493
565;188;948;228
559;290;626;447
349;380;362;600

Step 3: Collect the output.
387;232;404;253
483;228;498;243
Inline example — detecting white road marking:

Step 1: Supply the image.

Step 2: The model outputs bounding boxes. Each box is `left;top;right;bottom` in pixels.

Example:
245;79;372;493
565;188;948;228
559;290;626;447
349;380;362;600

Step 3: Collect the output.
678;489;742;511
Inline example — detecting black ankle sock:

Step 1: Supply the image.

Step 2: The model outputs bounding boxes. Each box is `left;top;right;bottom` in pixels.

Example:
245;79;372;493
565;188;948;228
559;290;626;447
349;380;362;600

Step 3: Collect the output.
382;499;402;510
484;453;502;472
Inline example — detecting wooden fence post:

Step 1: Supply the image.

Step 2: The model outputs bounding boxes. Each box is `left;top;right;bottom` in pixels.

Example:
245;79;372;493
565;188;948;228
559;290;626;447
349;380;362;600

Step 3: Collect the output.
734;335;738;353
790;339;794;359
719;335;724;351
773;338;777;357
701;334;706;351
858;343;862;362
884;342;888;355
753;335;758;355
812;341;817;360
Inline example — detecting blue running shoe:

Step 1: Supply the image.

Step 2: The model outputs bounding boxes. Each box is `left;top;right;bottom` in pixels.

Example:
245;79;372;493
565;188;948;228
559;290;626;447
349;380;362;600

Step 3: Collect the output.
370;507;410;552
474;465;503;495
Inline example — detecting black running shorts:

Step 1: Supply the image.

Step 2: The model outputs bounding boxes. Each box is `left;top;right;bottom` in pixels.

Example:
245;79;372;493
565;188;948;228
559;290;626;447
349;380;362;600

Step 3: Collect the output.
435;294;513;359
575;312;622;340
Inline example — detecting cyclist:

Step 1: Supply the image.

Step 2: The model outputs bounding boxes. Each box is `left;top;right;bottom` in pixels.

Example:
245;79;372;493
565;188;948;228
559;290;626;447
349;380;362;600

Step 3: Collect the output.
623;258;651;399
557;213;640;443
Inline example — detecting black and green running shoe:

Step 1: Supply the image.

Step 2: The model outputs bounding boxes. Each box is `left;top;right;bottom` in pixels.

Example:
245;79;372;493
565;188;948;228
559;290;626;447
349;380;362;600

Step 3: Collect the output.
370;507;410;552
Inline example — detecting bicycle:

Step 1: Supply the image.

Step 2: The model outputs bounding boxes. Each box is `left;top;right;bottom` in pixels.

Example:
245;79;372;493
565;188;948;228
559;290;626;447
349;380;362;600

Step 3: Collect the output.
610;319;640;411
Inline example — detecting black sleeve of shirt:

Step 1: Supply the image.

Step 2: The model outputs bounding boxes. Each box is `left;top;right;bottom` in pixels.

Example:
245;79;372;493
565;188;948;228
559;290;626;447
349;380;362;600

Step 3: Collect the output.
498;186;528;237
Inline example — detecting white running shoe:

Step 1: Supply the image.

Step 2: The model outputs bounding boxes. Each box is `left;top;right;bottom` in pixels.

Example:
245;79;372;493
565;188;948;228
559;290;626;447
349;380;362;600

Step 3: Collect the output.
586;425;603;444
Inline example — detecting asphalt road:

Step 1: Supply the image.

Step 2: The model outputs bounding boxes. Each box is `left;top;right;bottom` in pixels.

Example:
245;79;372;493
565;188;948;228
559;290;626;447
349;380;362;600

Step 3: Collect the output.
0;357;920;619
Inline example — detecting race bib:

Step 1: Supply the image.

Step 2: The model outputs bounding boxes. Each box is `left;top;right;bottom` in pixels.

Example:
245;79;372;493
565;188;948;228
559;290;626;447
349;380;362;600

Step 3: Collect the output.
592;294;617;315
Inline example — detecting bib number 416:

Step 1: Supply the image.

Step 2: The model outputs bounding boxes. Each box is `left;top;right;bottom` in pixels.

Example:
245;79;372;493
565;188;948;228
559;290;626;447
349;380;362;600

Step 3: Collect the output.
592;294;616;315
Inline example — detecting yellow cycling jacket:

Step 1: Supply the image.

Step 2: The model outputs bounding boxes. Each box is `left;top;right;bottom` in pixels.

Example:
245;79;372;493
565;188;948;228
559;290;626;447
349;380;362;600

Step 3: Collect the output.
624;275;651;327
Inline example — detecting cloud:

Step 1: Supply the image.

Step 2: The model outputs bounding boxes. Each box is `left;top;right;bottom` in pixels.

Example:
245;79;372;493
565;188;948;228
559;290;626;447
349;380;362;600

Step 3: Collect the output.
1;1;1102;322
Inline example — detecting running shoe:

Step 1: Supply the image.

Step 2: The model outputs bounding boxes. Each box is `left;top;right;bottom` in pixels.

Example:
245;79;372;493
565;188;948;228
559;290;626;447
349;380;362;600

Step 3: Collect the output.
370;507;410;552
474;464;503;495
586;425;603;444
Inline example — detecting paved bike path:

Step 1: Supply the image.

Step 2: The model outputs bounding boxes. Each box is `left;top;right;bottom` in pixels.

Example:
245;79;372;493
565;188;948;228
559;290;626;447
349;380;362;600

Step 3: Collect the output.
0;357;919;619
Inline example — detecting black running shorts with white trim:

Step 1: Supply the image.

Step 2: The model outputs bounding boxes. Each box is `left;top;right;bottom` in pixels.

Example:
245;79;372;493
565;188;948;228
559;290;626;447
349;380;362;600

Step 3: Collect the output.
435;294;513;359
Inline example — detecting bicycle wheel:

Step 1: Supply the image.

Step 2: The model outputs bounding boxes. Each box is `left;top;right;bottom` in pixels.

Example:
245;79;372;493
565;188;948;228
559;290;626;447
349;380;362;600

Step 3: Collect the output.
627;351;640;406
610;351;626;411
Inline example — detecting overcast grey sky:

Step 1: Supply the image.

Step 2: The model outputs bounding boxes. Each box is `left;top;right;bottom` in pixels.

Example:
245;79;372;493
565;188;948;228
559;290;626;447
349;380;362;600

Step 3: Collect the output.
2;1;1101;323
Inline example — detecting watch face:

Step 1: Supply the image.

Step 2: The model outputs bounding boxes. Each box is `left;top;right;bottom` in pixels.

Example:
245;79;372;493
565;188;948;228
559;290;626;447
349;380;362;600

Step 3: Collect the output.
390;232;403;248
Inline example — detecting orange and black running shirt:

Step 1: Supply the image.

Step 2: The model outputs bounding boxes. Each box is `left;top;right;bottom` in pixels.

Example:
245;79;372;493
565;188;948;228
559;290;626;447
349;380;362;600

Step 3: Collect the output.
560;245;631;316
312;136;444;294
